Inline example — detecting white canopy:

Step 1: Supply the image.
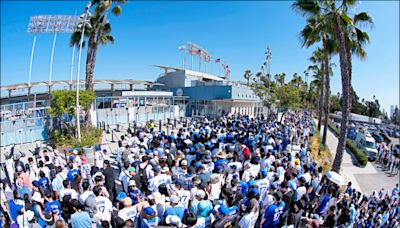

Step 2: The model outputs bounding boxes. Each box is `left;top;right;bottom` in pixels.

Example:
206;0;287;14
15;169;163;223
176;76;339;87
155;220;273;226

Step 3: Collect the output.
325;171;346;186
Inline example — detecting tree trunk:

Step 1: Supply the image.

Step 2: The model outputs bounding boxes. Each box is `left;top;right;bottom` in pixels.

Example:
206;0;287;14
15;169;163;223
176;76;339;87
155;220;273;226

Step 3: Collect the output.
322;38;330;146
332;15;352;173
85;32;95;91
317;61;325;132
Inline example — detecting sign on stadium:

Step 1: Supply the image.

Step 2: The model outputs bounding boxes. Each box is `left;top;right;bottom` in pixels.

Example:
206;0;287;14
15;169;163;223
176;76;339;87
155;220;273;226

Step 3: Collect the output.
121;91;173;97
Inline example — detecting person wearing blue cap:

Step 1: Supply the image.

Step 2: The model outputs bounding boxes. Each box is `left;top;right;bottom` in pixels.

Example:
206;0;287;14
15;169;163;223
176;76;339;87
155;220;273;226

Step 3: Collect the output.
139;206;160;228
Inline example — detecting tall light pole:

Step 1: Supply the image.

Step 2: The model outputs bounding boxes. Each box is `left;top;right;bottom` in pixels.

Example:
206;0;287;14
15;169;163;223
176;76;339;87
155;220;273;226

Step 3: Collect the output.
75;3;92;142
27;15;79;93
265;46;272;117
70;47;76;90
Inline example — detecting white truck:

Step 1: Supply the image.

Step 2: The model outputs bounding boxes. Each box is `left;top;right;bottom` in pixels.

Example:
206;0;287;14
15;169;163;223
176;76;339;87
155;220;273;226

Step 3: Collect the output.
355;131;378;160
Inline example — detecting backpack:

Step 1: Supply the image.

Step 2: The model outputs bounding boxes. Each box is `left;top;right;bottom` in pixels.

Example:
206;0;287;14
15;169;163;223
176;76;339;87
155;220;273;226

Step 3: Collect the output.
138;164;149;192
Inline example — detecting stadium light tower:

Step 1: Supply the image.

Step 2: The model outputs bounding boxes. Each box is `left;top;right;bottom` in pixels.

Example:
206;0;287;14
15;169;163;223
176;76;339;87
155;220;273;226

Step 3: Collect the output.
27;15;79;93
75;2;92;142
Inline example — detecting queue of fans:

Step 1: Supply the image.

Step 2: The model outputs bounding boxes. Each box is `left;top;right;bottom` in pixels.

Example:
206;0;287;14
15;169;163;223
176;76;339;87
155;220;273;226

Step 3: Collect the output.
0;111;399;228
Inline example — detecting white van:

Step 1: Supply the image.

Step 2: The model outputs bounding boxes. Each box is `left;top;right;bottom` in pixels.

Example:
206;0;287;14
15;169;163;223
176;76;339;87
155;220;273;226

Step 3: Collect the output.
355;132;378;160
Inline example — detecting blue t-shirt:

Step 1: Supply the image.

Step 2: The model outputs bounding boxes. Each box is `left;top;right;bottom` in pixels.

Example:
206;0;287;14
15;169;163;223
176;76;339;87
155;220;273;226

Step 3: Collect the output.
71;211;92;228
38;177;50;189
164;206;186;220
262;203;284;228
139;217;160;228
67;169;80;186
128;188;143;205
45;200;62;217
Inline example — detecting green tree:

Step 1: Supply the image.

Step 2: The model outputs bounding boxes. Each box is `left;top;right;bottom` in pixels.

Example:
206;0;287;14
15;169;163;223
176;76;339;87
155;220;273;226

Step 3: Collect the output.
391;106;400;125
293;0;373;172
274;73;286;87
275;83;301;122
243;69;253;85
50;90;95;116
330;95;341;113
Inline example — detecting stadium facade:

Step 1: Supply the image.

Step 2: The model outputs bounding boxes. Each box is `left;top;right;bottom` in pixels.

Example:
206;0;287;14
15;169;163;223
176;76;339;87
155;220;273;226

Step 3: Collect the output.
0;66;266;146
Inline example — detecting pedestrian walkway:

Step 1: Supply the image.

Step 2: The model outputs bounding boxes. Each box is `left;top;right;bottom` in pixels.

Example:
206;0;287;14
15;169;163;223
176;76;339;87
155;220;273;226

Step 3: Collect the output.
320;124;397;193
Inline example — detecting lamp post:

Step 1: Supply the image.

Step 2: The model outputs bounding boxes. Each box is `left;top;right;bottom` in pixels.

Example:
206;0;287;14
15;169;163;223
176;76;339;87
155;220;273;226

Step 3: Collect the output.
27;15;79;93
265;46;272;118
75;3;92;142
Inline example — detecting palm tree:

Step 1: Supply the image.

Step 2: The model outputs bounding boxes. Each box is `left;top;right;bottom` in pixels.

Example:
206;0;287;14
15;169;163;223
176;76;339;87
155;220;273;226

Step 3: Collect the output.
71;0;126;122
243;70;252;85
274;73;286;87
308;49;324;131
293;0;373;172
255;72;263;82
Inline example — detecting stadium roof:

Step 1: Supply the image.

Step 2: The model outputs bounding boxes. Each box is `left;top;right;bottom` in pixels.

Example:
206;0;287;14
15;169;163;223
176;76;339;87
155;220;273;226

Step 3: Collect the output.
0;79;155;91
154;65;226;82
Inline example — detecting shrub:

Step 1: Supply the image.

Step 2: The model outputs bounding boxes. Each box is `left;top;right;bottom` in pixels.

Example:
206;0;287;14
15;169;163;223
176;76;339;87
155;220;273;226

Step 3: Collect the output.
346;139;368;167
50;124;102;148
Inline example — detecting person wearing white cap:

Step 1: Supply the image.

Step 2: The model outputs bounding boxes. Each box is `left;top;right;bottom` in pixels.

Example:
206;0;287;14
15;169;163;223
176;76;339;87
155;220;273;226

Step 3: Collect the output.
31;192;48;227
72;149;82;168
128;180;143;205
165;215;182;227
164;194;186;221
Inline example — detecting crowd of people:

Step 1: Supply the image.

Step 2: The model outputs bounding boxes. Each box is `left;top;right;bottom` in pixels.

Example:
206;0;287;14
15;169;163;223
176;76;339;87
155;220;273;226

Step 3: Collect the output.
0;111;399;228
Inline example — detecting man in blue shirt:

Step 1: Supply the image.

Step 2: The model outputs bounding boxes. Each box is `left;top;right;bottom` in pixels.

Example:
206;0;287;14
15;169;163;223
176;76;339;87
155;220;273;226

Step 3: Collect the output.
70;199;92;228
127;180;143;205
261;192;285;228
67;162;80;187
163;195;186;220
44;189;62;219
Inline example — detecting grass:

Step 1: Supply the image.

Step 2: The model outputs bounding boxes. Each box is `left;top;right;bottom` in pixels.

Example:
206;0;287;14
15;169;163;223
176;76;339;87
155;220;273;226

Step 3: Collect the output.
311;123;333;173
327;120;368;167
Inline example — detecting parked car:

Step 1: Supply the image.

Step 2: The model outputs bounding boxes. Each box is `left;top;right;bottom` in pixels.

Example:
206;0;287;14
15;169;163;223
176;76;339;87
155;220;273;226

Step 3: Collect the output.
355;132;378;161
371;133;384;143
379;132;391;144
347;128;358;140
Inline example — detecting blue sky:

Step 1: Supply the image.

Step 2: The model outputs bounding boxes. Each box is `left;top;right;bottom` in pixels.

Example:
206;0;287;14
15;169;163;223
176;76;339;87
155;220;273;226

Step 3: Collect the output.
1;1;399;113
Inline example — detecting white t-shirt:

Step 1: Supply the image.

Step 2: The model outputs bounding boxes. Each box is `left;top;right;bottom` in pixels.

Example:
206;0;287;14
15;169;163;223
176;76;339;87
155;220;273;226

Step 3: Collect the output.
257;178;270;202
81;163;91;180
295;186;307;201
239;211;258;228
300;172;312;185
94;196;113;222
148;174;172;192
74;155;82;167
118;206;138;222
59;188;78;201
176;189;191;208
79;190;94;203
95;151;105;169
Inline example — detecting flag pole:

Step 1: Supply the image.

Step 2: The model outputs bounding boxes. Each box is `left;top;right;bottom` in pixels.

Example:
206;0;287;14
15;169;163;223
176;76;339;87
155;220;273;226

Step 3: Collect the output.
199;55;201;72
